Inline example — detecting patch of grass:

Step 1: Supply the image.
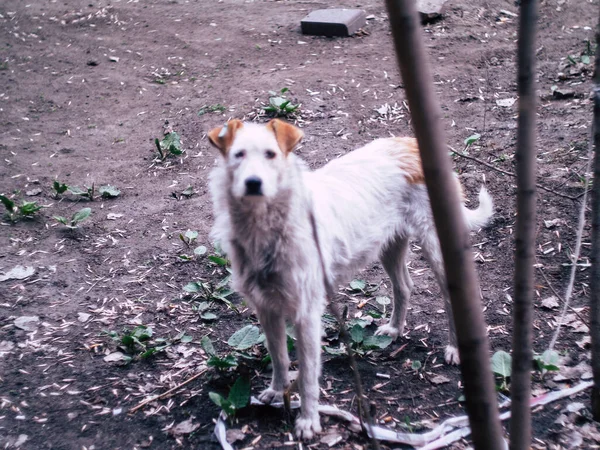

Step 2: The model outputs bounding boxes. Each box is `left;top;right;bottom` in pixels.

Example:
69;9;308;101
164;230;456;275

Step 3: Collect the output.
53;207;92;229
263;87;300;117
155;131;183;160
197;103;227;116
0;194;43;222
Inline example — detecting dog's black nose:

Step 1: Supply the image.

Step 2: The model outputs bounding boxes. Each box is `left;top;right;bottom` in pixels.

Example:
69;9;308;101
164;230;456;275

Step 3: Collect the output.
245;176;263;195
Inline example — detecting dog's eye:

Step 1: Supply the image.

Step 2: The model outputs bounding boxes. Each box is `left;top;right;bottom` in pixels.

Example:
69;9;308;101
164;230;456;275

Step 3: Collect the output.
234;150;245;159
265;150;276;160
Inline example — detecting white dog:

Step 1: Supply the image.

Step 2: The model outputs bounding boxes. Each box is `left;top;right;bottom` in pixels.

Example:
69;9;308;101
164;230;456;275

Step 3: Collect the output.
208;118;493;439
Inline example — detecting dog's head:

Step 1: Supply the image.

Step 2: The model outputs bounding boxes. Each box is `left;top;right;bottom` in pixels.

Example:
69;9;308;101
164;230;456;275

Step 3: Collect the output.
208;119;304;199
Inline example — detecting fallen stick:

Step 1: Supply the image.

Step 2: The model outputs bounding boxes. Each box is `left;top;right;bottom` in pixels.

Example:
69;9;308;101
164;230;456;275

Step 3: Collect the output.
449;147;580;201
129;368;207;414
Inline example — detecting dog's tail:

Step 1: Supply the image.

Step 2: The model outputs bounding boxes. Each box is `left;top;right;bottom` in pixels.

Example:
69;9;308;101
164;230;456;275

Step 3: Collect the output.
463;187;493;230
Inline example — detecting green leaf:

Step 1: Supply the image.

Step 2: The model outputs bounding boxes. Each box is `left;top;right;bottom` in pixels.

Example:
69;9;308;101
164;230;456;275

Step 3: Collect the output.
581;55;590;65
159;132;183;156
228;376;251;410
207;354;238;369
464;133;481;146
184;230;198;241
183;281;201;293
0;195;15;212
376;296;391;306
280;87;289;94
99;185;120;198
67;186;87;196
53;181;68;194
535;349;560;371
209;391;230;410
131;325;152;341
72;207;91;224
349;279;366;291
208;255;228;266
53;215;68;225
411;360;422;371
200;336;216;356
194;246;207;256
491;350;512;378
363;334;393;350
201;312;218;320
181;185;195;197
350;324;364;344
180;334;193;343
228;325;260;350
19;201;42;216
323;345;346;355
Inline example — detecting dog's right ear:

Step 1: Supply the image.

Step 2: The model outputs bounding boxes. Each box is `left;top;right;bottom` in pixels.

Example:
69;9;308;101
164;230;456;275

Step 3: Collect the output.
207;119;244;156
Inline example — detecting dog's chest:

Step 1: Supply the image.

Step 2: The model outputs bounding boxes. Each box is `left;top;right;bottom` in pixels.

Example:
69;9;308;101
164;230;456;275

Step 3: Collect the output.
230;237;298;303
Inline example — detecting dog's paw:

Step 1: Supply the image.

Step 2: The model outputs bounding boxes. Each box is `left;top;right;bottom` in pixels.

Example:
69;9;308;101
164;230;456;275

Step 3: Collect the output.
375;323;400;339
258;387;284;404
295;415;322;440
444;345;460;365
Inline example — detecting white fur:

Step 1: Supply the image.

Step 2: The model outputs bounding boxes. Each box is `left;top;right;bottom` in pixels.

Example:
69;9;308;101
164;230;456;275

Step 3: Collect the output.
209;122;493;439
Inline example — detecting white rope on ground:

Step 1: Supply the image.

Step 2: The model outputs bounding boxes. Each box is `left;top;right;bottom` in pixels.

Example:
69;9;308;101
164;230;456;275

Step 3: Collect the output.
213;381;593;449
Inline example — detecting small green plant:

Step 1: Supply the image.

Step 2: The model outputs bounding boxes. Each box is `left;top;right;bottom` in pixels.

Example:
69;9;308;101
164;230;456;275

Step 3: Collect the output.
67;183;95;201
0;195;43;222
325;318;392;356
263;88;300;117
53;207;92;229
347;278;383;297
105;326;192;360
464;133;481;148
98;185;120;198
491;350;511;391
155;131;183;160
209;375;251;417
53;181;68;197
197;103;227;116
533;349;560;374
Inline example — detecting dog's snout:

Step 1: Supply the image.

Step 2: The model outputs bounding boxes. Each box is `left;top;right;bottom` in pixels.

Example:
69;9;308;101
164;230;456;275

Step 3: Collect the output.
245;176;263;196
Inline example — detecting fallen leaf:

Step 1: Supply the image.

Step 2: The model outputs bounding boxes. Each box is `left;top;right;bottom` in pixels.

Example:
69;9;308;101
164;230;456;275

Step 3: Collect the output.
320;432;344;447
0;341;15;357
496;98;516;107
78;312;91;323
106;213;123;220
14;316;40;331
171;418;200;436
541;296;559;309
430;375;450;385
226;428;246;444
0;265;35;282
103;352;131;365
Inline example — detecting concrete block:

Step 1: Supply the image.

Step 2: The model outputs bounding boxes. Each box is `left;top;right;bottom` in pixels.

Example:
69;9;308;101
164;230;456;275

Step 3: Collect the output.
301;9;367;37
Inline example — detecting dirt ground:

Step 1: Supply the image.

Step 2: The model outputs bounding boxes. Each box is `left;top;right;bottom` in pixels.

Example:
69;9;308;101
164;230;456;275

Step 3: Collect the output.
0;0;598;449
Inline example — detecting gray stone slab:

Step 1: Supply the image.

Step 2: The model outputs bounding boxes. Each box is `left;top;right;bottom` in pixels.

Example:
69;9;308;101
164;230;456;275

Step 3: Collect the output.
301;9;366;37
417;0;448;23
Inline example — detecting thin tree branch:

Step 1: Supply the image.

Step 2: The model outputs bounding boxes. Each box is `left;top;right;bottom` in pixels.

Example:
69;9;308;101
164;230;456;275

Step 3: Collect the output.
510;1;539;448
449;148;580;201
384;2;504;449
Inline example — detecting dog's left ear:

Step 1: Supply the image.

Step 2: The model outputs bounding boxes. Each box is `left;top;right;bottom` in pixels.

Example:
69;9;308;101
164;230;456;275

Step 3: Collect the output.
207;119;244;156
266;119;304;155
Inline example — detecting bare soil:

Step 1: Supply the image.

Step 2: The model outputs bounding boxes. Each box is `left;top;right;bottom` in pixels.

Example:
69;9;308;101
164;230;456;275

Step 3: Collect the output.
0;1;598;449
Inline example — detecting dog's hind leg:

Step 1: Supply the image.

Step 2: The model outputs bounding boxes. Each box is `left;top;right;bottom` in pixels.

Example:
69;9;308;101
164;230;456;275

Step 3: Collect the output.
376;236;413;339
419;232;460;365
256;309;290;404
294;309;323;440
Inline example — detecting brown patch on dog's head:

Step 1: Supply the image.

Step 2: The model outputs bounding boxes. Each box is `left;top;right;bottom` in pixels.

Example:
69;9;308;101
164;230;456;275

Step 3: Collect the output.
265;119;304;155
208;119;244;156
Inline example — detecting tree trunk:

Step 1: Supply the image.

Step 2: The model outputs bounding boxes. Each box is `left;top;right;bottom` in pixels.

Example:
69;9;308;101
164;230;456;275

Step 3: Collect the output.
509;1;538;449
384;1;505;449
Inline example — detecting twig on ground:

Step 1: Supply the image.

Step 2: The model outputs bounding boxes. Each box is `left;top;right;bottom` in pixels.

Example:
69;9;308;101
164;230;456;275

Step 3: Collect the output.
536;264;588;325
549;128;594;352
129;368;208;413
449;147;580;201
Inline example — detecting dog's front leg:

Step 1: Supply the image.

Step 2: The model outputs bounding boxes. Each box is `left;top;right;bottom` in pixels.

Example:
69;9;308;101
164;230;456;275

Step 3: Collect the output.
256;309;290;404
294;312;323;440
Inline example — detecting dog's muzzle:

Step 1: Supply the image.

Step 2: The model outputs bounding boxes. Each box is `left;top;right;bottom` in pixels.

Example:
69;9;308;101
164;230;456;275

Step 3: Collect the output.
245;176;263;196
